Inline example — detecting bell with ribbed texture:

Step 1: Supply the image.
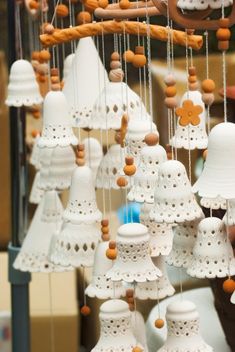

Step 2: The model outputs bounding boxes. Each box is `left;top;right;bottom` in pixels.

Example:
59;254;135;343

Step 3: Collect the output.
5;59;43;107
140;203;173;257
85;241;125;299
192;122;235;199
135;256;175;300
128;141;167;204
84;137;103;183
187;217;235;278
29;171;44;204
157;300;213;352
106;223;162;283
150;160;203;224
177;0;232;10
170;91;208;150
38;91;78;148
91;299;142;352
63;165;102;224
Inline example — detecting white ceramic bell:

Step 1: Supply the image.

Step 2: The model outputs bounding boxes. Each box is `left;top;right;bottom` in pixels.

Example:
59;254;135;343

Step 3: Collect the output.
106;223;162;283
63;165;102;224
135;256;175;300
91;299;141;352
231;290;235;304
157;300;213;352
63;37;108;128
13;194;64;273
83;137;103;183
170;90;208;150
200;196;226;210
49;222;100;268
223;199;235;225
96;144;126;190
150;160;203;224
85;241;125;299
128;143;167;204
38;91;78;148
126;120;158;164
63;53;75;83
177;0;232;10
193;122;235;199
166;219;201;268
187;217;235;278
30;133;41;170
41;190;63;223
29;171;44;204
38;145;76;191
5;59;43;107
140;203;173;257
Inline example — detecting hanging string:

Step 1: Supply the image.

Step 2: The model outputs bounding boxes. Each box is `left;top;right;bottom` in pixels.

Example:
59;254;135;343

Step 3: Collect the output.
185;34;192;182
146;11;154;132
179;267;183;300
142;36;148;110
16;3;23;59
204;31;211;133
226;200;231;278
221;0;228;122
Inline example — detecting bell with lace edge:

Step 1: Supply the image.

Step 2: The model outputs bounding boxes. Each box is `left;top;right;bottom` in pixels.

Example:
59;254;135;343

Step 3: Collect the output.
177;0;232;10
200;196;226;210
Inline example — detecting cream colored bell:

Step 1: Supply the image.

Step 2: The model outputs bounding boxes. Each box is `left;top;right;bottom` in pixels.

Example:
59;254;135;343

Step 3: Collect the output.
150;160;203;224
63;165;102;224
193;122;235;199
5;59;43;107
84;137;103;183
231;290;235;304
29;171;44;204
200;196;226;210
223;199;235;225
38;91;78;148
135;256;175;300
158;300;213;352
177;0;232;10
140;203;173;257
85;241;125;299
106;223;162;283
166;220;201;268
128;142;167;204
91;299;142;352
63;53;75;83
187;217;235;278
41;190;63;223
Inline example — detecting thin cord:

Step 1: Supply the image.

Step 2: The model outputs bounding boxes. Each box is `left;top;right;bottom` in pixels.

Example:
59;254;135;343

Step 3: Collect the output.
205;31;211;133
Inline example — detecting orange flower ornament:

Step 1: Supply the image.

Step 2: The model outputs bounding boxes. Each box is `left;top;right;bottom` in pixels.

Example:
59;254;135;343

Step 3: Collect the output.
176;99;203;126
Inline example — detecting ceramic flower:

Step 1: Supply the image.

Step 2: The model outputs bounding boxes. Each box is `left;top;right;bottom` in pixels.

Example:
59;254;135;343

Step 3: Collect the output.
176;99;203;126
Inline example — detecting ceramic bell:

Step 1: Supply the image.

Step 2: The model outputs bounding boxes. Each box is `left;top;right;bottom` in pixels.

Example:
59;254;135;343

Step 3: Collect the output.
231;290;235;304
106;223;162;283
223;199;235;225
96;144;126;190
193;122;235;199
85;241;125;299
187;217;235;278
131;311;149;352
38;145;76;191
140;203;173;257
128;140;167;204
49;222;100;268
38;91;78;148
135;256;175;300
63;53;75;83
63;165;102;224
170;90;208;150
83;137;103;183
91;299;142;352
200;196;226;210
150;160;203;224
166;219;201;268
157;300;213;352
13;193;65;273
41;190;63;223
30;133;41;170
177;0;232;10
29;171;44;204
5;59;43;107
63;37;108;127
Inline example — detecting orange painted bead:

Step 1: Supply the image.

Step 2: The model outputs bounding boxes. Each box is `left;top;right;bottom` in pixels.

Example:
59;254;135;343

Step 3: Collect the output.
165;86;177;97
31;129;40;137
164;97;177;109
51;76;60;84
51;68;59;76
39;50;51;62
123;50;135;63
117;176;128;188
102;234;110;241
31;51;40;61
98;0;109;8
202;79;215;93
219;18;230;28
132;347;143;352
80;305;91;316
76;11;92;24
155;318;165;329
32;110;41;119
84;0;99;12
126;288;134;298
132;54;146;68
202;93;214;106
216;28;231;41
188;75;197;84
44;23;55;34
76;158;85;166
29;0;40;9
56;4;69;17
223;279;235;293
38;74;46;83
125;156;134;165
119;0;130;9
106;248;117;260
144;133;159;146
111;52;120;61
188;66;196;75
102;226;109;234
109;240;116;249
124;164;136;176
101;219;109;227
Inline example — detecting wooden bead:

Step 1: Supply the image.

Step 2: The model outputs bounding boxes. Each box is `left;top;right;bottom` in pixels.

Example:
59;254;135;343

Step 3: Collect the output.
132;347;143;352
102;234;110;241
126;288;134;298
51;68;59;76
216;27;231;41
135;46;144;55
219;18;230;28
76;11;92;24
202;79;215;93
98;0;109;8
106;248;117;260
56;4;69;17
132;54;146;68
164;97;177;109
155;319;164;329
44;24;55;34
39;50;51;62
109;240;116;249
84;0;99;12
32;51;40;61
127;297;134;304
202;93;214;106
38;74;46;83
37;63;49;75
125;156;134;165
110;60;122;69
223;279;235;293
188;75;197;84
102;226;109;234
32;110;40;119
202;149;208;160
51;76;60;84
189;82;199;91
81;305;91;316
111;52;120;61
31;129;40;137
123;50;135;63
144;133;159;146
77;150;85;158
117;176;128;188
164;74;176;86
77;144;85;151
218;40;229;51
119;0;130;9
76;158;85;166
124;164;136;176
101;219;109;227
29;0;40;9
188;66;196;75
165;86;177;97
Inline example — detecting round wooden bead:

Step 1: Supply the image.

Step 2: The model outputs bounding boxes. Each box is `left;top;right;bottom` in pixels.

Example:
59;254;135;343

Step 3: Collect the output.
76;11;92;24
102;234;110;241
56;4;69;17
51;76;60;84
219;18;230;28
155;319;164;329
80;305;91;316
29;0;40;9
38;74;46;83
123;50;135;63
164;97;177;109
188;75;197;84
44;23;55;34
51;68;59;76
132;347;143;352
144;133;159;146
164;74;176;86
106;248;117;260
202;149;208;160
77;150;85;158
111;52;120;61
119;0;130;9
77;144;85;151
102;226;109;234
76;158;85;166
31;129;40;137
39;50;51;62
188;66;196;75
117;176;128;187
124;164;136;176
216;28;231;41
32;110;40;119
125;156;134;165
32;51;40;61
37;63;48;75
186;29;195;35
101;219;109;227
127;297;134;304
98;0;109;8
84;0;99;12
202;79;215;93
165;86;177;97
202;93;214;106
189;82;199;91
135;46;144;55
126;288;134;298
110;60;121;69
223;279;235;293
218;40;229;51
132;54;146;68
109;240;116;249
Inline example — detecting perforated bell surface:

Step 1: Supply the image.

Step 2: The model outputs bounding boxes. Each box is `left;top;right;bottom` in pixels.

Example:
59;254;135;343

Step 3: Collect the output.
177;0;232;10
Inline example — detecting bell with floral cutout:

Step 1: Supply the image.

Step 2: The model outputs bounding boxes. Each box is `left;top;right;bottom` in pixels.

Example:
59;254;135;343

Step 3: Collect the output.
106;223;162;283
150;160;203;224
177;0;232;10
187;217;235;278
158;300;213;352
5;59;43;107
